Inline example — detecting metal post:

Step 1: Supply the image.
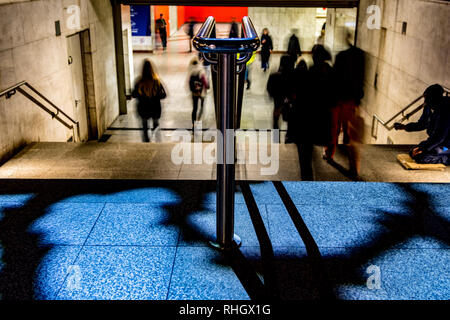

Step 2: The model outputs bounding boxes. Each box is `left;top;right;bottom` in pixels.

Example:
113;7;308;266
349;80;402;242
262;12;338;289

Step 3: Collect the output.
193;16;259;250
211;53;240;249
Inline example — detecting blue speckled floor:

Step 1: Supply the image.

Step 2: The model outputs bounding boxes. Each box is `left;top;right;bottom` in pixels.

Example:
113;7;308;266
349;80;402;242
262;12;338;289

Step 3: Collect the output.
0;180;448;300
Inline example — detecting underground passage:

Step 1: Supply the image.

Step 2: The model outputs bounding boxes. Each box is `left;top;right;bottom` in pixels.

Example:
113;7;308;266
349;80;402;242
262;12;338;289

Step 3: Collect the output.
0;0;449;307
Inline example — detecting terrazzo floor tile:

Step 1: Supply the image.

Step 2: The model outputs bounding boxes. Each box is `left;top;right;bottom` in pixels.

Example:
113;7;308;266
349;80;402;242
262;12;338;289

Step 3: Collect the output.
369;249;450;300
178;204;269;247
57;246;176;300
167;246;249;300
86;203;180;246
333;285;390;300
267;205;362;248
34;245;82;300
282;182;422;207
27;203;105;245
351;206;450;249
59;187;183;204
0;245;81;300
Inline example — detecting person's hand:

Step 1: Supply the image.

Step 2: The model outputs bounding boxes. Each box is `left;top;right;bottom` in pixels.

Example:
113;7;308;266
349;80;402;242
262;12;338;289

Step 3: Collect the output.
394;123;406;130
411;147;423;157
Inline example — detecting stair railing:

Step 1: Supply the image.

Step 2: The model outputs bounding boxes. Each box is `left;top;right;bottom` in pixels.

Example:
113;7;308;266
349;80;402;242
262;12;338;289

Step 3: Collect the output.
0;81;80;142
371;85;450;139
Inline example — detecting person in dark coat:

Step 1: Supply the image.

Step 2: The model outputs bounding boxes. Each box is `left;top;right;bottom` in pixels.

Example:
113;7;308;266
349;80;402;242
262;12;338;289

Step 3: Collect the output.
187;17;196;52
267;55;295;132
395;84;450;165
260;28;273;72
292;45;335;180
156;14;167;50
229;18;239;38
284;59;308;144
132;59;166;142
324;35;365;178
287;32;301;65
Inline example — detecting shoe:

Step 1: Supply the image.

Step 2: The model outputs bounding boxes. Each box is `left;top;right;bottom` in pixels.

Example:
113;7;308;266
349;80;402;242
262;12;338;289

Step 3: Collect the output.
322;154;334;163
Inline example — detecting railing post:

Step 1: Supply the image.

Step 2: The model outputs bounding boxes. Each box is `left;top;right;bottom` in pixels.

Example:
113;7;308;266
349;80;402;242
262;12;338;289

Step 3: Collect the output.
193;16;259;250
213;52;240;249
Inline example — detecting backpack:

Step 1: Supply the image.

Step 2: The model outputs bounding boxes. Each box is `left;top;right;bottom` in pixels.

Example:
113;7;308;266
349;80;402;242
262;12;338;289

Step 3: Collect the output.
189;73;203;96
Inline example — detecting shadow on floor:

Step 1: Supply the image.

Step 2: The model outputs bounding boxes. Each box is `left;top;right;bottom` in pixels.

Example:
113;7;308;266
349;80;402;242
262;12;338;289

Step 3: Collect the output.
0;179;448;300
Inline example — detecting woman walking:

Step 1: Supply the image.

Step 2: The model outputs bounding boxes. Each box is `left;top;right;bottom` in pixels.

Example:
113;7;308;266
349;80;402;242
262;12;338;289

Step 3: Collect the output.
132;59;166;142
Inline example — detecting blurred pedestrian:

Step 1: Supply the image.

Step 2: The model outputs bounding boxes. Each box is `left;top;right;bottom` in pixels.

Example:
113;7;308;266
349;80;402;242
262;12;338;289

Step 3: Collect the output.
187;17;196;52
284;59;308;144
287;29;301;65
292;45;334;180
324;32;365;178
267;55;295;132
229;17;239;38
188;57;209;130
132;60;167;142
156;14;167;50
260;28;273;72
245;52;256;90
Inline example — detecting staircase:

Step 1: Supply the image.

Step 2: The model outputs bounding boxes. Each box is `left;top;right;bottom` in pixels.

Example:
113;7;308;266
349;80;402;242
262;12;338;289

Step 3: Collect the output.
0;142;448;182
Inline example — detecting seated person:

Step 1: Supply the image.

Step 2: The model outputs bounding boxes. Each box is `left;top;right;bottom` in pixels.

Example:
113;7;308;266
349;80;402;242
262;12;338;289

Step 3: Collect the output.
394;84;450;165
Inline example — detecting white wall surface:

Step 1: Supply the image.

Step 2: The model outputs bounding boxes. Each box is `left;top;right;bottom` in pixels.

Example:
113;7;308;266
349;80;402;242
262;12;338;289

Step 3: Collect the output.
0;0;119;162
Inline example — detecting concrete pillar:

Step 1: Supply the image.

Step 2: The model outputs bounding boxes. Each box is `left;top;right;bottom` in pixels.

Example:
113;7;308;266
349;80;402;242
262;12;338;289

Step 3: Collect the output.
111;0;127;115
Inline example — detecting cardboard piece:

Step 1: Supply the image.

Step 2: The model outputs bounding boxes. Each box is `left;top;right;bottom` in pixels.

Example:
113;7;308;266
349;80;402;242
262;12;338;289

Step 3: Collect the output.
397;154;446;171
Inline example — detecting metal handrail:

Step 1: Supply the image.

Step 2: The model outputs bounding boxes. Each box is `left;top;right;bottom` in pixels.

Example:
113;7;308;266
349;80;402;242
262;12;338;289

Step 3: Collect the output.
371;86;450;139
0;81;80;142
193;16;260;54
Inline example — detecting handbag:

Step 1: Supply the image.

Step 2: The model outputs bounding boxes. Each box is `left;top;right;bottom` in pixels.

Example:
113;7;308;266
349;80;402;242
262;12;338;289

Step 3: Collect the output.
156;84;166;100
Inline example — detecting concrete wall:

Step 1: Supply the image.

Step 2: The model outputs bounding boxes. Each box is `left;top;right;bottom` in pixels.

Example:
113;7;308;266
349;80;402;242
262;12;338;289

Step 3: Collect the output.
0;0;119;163
248;7;318;53
356;0;449;145
325;8;358;59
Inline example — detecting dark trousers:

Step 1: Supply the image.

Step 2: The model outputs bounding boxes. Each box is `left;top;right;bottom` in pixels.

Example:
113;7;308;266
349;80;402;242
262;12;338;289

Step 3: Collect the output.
192;95;204;126
142;118;159;142
261;54;270;70
159;28;167;48
296;141;314;181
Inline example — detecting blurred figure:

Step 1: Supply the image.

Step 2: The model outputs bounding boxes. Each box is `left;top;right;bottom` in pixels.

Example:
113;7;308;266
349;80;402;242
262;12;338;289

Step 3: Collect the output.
287;29;301;65
284;59;308;144
156;14;167;50
394;84;450;165
187;17;196;52
292;45;334;180
132;60;166;142
324;32;365;178
229;17;239;38
188;57;209;130
245;52;256;90
316;23;326;45
260;28;273;72
267;55;295;132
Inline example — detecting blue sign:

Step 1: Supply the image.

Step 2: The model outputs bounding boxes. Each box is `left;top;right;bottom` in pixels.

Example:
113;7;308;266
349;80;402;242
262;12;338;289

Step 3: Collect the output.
130;5;151;37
